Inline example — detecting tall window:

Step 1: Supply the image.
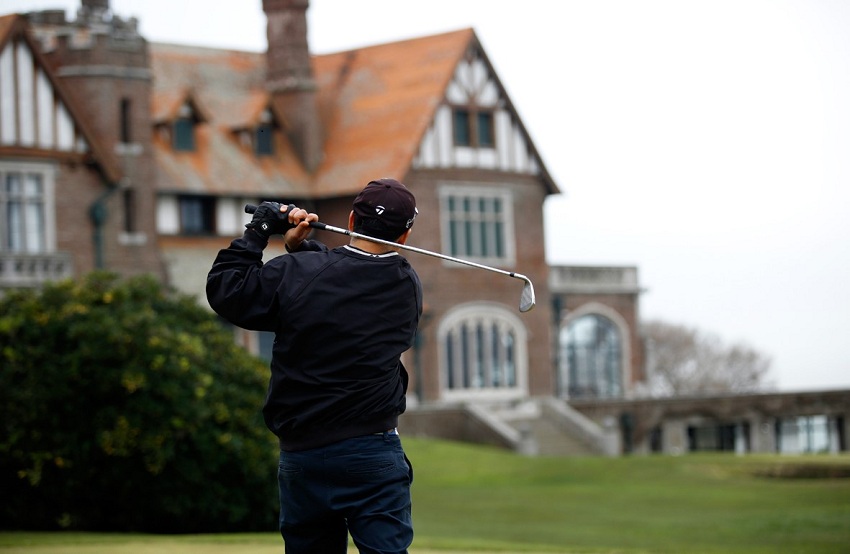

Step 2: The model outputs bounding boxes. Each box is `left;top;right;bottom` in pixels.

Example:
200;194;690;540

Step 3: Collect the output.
442;188;512;262
778;415;833;454
452;107;494;148
562;314;622;399
453;109;471;145
120;98;132;144
122;188;136;234
439;304;527;398
178;195;215;235
477;112;494;147
1;170;46;253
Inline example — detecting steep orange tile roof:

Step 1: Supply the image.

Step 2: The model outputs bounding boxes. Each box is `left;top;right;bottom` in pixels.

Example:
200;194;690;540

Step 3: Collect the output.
311;28;474;197
149;30;476;199
149;28;558;199
150;43;311;196
152;88;212;124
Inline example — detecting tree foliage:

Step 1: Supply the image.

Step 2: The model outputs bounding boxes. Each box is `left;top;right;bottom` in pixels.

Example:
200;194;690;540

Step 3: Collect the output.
641;319;773;397
0;272;278;532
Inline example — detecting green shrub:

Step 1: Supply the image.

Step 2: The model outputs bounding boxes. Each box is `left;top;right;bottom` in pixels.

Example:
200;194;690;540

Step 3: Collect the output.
0;272;278;532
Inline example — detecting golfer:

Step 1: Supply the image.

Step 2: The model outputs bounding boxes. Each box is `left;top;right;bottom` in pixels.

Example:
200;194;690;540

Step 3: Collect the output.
206;178;421;554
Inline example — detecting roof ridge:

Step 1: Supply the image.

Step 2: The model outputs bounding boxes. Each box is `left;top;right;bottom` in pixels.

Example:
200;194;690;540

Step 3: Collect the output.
313;27;474;58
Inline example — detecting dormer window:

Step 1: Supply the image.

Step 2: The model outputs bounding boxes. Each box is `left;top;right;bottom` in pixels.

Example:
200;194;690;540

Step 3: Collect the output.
254;109;275;157
173;104;196;152
255;124;273;156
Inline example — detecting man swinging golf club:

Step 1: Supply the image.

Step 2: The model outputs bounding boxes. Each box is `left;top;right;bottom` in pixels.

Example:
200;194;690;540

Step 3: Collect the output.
207;178;421;554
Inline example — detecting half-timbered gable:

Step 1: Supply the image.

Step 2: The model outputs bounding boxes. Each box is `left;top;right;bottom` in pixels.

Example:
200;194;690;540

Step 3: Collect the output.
0;17;105;163
0;14;126;288
415;43;544;179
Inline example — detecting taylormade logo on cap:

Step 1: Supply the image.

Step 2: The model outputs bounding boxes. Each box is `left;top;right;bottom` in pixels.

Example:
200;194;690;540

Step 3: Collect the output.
353;178;417;230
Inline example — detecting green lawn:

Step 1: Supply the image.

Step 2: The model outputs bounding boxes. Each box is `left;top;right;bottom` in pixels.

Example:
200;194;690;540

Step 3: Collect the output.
2;437;849;553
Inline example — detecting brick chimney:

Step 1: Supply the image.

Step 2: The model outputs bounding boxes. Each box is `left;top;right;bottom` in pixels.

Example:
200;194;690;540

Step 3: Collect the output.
263;0;323;172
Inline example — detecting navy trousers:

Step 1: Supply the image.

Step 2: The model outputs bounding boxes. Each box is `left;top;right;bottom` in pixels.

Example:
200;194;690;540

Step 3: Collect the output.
278;431;414;554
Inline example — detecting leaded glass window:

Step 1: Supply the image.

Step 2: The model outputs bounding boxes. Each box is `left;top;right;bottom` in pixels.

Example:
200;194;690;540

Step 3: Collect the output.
563;314;622;399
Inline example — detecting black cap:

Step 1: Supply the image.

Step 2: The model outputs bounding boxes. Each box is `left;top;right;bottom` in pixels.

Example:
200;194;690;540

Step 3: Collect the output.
352;178;418;232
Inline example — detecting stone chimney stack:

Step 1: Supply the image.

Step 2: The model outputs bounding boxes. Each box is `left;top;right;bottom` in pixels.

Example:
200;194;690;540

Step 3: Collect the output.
263;0;323;172
82;0;109;9
81;0;109;15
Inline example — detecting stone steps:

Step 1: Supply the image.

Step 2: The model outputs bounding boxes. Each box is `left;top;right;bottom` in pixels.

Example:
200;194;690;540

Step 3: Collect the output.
513;416;599;456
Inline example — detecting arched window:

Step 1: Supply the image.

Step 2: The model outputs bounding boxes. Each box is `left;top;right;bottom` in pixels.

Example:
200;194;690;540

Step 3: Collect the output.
438;303;528;400
561;314;622;399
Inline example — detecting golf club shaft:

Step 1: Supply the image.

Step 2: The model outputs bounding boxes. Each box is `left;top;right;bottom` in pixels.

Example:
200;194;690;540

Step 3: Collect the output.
316;219;531;277
244;204;535;311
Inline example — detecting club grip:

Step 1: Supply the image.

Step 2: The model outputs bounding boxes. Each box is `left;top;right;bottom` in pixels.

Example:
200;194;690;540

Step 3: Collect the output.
244;203;325;230
244;203;296;214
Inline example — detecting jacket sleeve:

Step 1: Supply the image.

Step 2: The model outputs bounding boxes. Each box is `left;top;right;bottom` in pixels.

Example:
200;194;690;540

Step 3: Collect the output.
206;230;283;332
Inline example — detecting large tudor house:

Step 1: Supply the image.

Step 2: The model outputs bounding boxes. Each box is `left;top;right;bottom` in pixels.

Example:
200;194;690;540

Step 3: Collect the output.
4;0;846;456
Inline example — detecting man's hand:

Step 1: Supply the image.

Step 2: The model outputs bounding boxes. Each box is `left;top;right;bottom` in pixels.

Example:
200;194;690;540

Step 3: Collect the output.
283;206;319;252
245;202;296;238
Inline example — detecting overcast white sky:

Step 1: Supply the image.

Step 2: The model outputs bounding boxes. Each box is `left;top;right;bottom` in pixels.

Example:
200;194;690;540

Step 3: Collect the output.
5;0;850;392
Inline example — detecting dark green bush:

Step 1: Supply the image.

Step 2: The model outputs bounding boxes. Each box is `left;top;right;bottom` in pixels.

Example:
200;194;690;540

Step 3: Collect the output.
0;272;278;532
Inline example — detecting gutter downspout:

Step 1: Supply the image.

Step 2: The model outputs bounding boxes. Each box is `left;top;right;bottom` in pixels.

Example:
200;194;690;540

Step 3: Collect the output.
89;183;119;270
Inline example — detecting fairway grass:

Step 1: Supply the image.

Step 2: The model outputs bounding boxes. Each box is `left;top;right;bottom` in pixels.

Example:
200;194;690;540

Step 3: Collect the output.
1;437;849;553
407;438;850;553
0;533;576;554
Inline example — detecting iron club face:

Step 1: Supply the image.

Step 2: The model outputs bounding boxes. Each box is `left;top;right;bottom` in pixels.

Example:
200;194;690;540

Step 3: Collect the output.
518;277;536;313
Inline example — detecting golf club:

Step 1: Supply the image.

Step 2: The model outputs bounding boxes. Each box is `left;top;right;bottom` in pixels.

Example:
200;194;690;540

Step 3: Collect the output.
244;204;535;312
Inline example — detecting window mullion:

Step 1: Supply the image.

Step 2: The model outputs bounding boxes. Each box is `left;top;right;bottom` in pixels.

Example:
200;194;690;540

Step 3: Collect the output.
445;329;455;390
451;327;462;390
482;320;494;388
493;322;504;388
505;329;516;387
461;323;471;388
474;319;484;389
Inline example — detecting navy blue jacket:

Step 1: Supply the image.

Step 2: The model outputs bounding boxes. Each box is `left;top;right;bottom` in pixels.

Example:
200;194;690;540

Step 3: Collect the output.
206;230;422;451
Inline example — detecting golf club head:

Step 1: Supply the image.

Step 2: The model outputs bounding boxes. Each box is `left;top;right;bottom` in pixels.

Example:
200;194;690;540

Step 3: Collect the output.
519;279;536;312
